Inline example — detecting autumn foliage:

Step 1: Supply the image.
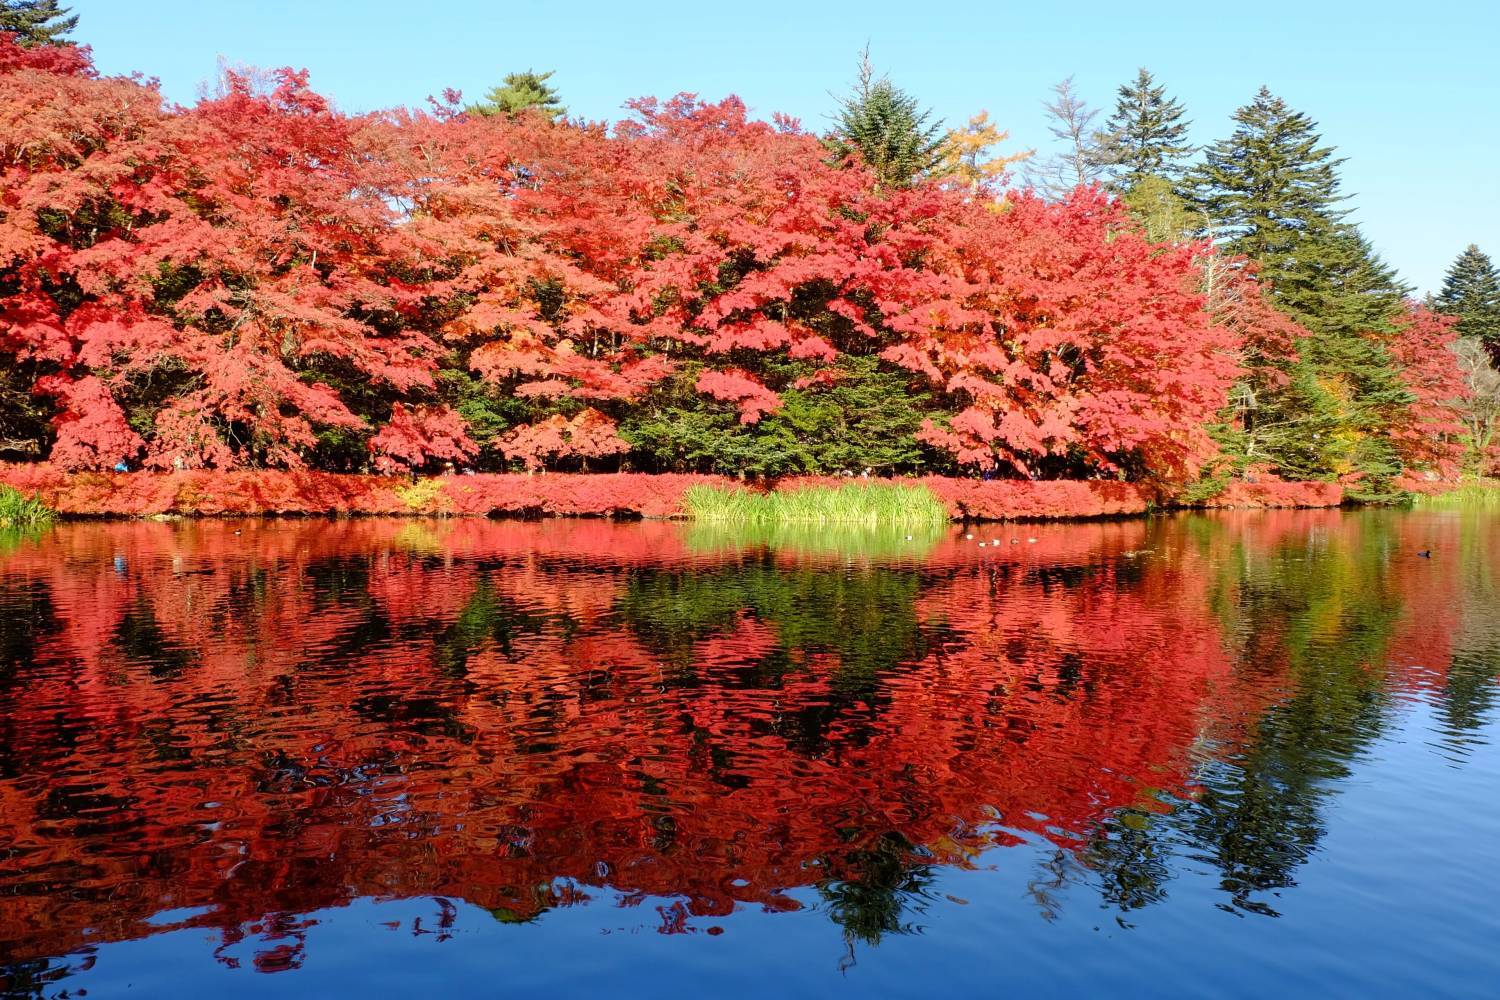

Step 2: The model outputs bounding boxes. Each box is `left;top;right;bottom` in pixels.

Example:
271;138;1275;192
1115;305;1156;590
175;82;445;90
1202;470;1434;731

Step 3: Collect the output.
1386;304;1469;479
0;35;1470;488
0;463;1351;519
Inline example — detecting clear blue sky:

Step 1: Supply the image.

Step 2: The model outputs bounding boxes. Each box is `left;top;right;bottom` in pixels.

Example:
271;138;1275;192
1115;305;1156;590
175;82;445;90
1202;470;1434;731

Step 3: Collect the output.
69;0;1497;294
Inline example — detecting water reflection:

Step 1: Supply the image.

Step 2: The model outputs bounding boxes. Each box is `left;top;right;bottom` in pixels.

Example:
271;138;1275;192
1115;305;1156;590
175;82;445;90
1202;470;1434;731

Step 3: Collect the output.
0;512;1497;995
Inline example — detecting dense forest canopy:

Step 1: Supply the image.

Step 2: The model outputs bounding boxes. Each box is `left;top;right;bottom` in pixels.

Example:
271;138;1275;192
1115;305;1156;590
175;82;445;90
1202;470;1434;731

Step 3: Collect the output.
0;17;1494;494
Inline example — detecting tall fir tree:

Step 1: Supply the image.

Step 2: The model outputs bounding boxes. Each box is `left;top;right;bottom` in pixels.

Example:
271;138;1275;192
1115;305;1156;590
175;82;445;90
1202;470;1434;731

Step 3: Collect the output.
468;70;566;120
0;0;75;45
827;49;947;189
1192;88;1416;495
1094;68;1194;190
1279;228;1414;491
1436;244;1500;354
1279;223;1411;336
1191;88;1348;304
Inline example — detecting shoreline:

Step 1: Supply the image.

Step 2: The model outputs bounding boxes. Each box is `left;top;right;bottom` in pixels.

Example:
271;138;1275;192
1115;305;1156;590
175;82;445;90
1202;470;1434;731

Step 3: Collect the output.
1;467;1347;522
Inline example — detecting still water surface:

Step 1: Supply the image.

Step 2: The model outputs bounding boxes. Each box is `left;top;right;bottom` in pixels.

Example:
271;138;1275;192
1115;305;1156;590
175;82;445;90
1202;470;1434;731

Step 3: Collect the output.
1;511;1497;998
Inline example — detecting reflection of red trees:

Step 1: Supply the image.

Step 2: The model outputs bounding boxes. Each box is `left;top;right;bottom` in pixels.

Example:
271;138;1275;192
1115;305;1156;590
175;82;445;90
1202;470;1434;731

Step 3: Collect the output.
1384;514;1468;696
0;514;1472;966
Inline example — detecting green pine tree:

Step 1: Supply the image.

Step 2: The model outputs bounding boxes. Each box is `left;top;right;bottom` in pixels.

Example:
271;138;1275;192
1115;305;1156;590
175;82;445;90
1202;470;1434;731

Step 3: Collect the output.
468;70;566;121
1278;223;1411;337
1190;87;1348;303
826;49;947;189
1436;244;1500;351
0;0;75;45
1094;68;1194;190
1191;89;1416;494
1240;228;1411;496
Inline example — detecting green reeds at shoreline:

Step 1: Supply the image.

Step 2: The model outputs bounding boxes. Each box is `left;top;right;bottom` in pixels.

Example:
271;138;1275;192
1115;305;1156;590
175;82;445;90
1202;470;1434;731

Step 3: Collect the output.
682;482;949;525
1415;478;1500;509
0;485;54;529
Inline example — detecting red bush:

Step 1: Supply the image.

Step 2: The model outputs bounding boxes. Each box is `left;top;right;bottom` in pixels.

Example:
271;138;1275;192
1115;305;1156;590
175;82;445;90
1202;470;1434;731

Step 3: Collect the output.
1189;480;1345;509
0;32;95;76
1;466;1350;520
920;477;1155;519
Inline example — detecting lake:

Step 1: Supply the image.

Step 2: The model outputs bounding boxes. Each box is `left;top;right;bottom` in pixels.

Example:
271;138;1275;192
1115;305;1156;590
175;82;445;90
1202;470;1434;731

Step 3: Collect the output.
1;511;1497;998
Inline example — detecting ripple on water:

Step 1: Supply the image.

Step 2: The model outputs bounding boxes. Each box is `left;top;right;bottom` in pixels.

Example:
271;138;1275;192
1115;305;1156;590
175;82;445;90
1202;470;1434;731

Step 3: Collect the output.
0;511;1497;997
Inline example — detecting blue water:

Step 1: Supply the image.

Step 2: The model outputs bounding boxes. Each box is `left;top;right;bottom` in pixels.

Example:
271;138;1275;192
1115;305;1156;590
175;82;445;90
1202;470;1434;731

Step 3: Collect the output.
1;511;1496;998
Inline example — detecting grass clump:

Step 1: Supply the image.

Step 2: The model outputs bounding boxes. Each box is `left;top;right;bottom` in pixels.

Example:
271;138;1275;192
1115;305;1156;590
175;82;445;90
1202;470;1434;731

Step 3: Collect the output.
0;485;54;529
394;477;449;513
683;481;949;525
1415;478;1500;509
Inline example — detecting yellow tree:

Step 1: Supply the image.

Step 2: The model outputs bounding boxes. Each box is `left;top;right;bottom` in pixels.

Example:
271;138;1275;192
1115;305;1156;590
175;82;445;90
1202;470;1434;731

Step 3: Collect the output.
941;111;1032;190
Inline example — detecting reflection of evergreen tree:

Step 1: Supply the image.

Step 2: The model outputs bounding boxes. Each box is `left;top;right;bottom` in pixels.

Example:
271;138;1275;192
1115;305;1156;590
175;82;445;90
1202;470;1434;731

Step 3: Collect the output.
434;577;556;676
616;562;945;757
297;561;571;680
619;562;949;950
617;563;933;692
113;597;198;679
0;575;58;683
1080;808;1174;912
295;558;395;668
1188;697;1384;915
1187;515;1405;914
613;569;756;671
305;557;377;610
0;956;72;999
816;831;937;964
1437;644;1500;753
1440;515;1500;751
1078;514;1428;917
